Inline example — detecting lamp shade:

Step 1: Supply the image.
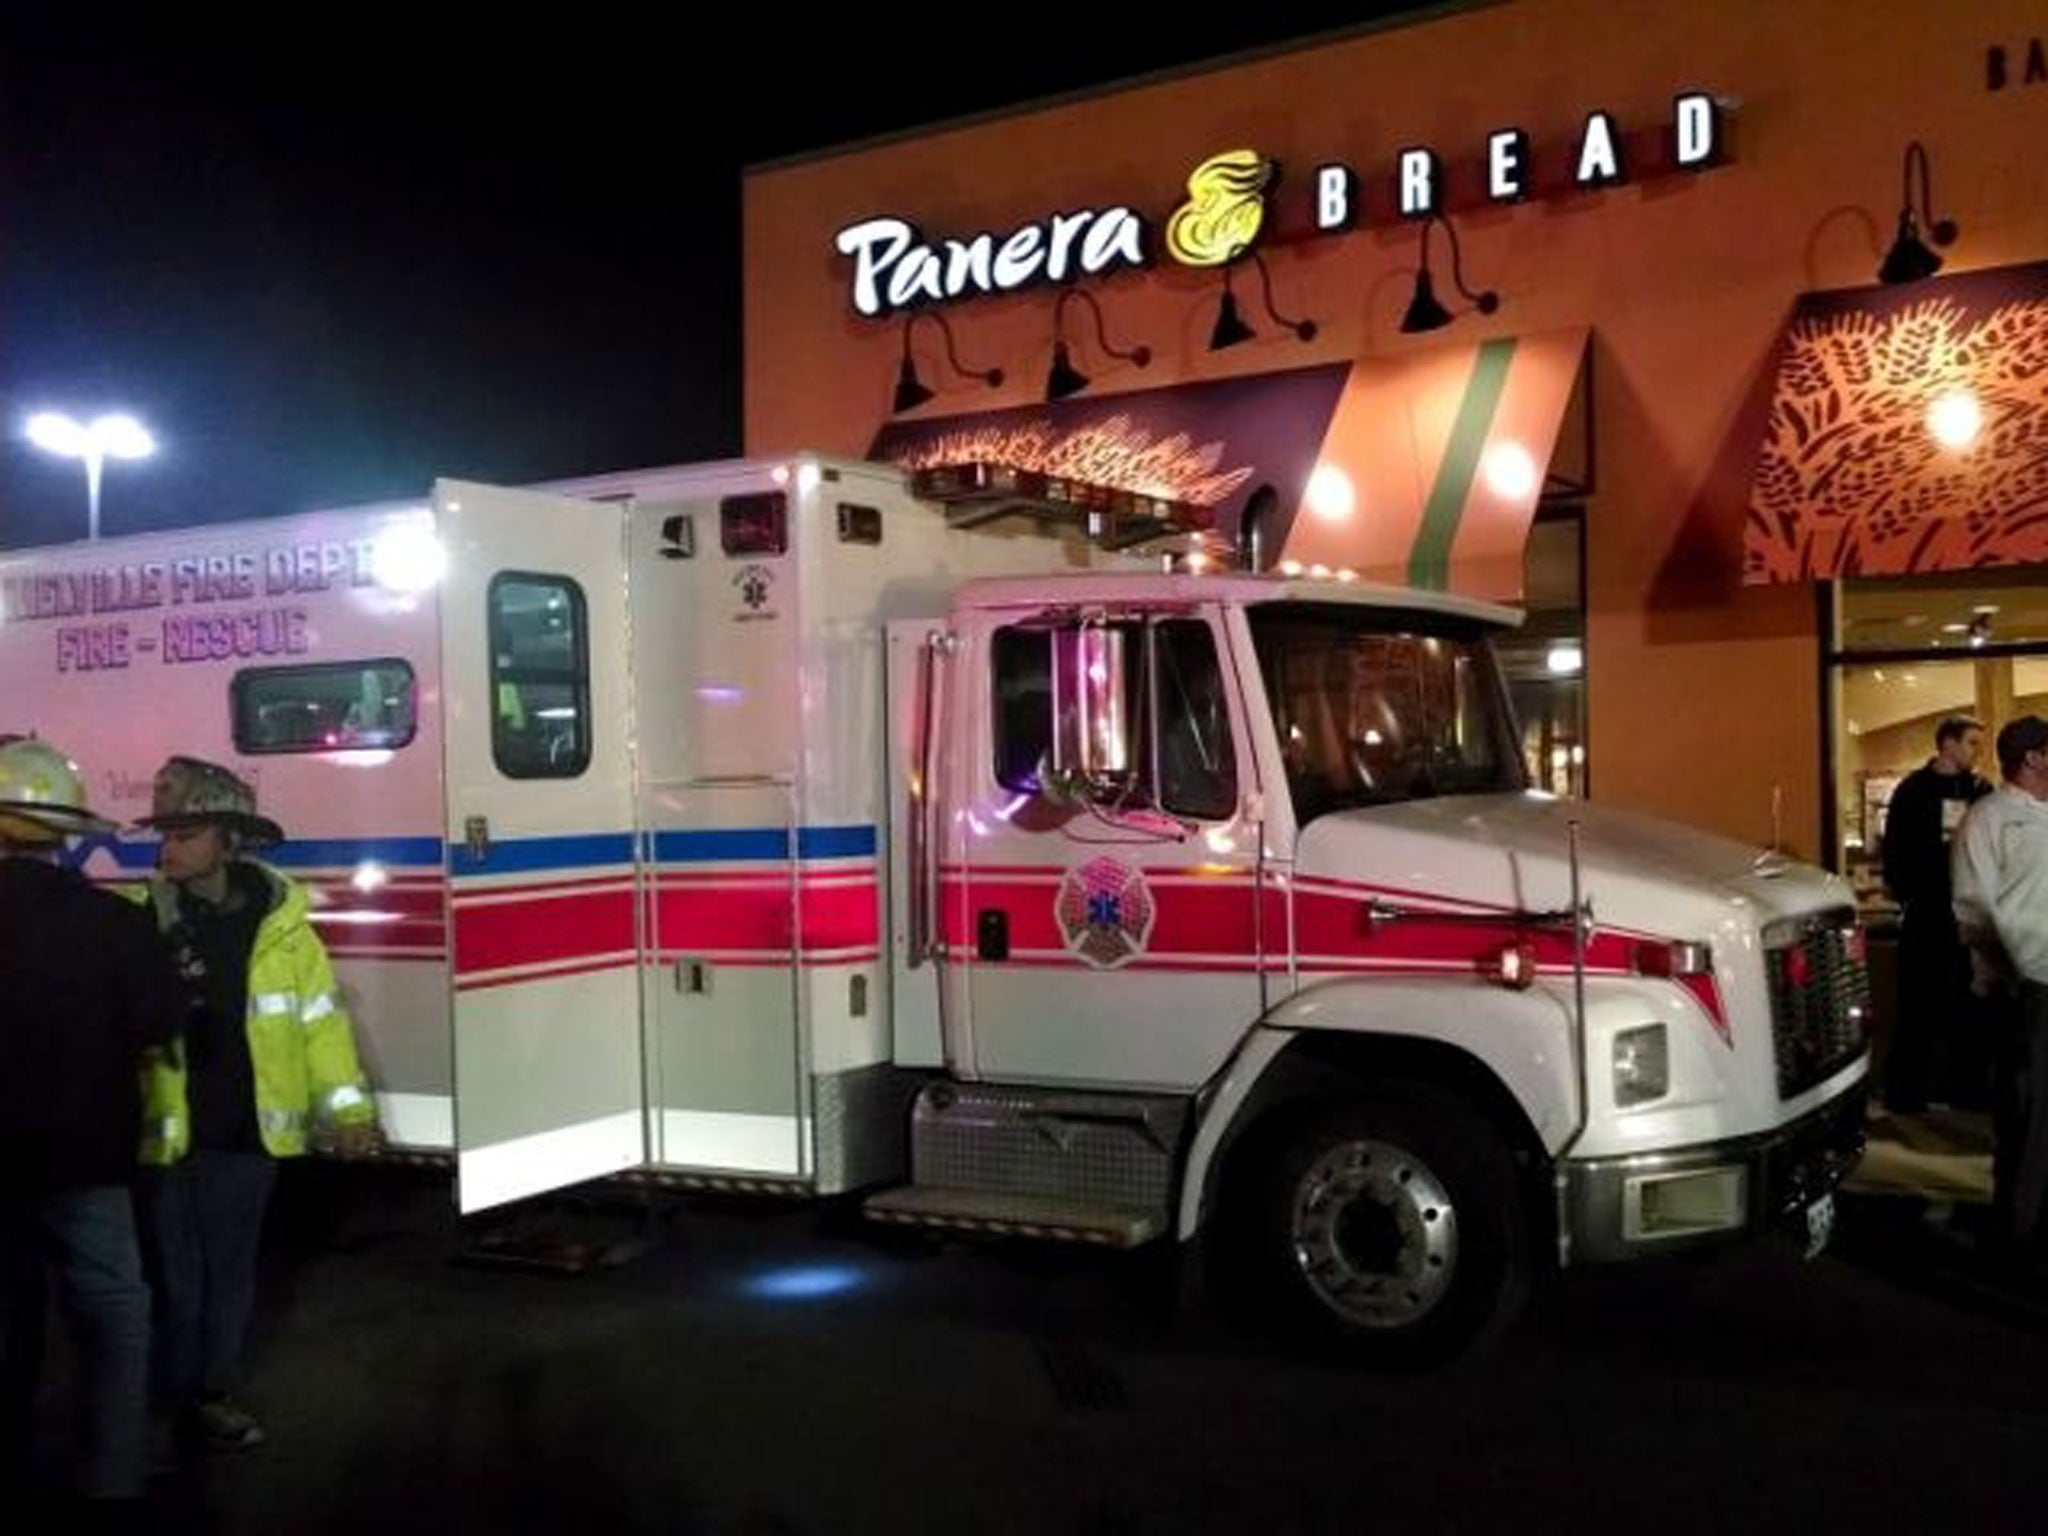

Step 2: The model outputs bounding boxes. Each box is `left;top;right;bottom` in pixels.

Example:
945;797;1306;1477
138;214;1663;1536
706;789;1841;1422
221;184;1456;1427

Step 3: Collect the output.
1045;342;1090;401
1879;212;1944;285
892;356;935;414
1209;290;1256;350
1399;270;1455;334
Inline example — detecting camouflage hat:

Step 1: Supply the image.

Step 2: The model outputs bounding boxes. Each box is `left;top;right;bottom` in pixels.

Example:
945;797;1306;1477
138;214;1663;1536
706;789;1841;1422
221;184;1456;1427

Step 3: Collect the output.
136;756;284;846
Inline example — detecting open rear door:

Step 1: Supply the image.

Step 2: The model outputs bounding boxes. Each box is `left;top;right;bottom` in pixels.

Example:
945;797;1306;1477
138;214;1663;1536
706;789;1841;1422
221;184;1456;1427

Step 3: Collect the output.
436;479;644;1213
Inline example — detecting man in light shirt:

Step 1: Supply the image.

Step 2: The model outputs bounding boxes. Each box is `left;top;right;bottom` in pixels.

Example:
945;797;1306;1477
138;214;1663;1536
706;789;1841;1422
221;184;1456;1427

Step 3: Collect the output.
1951;714;2048;1267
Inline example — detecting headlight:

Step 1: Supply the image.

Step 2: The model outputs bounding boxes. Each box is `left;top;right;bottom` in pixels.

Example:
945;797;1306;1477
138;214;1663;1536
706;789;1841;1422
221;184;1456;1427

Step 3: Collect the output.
1613;1024;1670;1107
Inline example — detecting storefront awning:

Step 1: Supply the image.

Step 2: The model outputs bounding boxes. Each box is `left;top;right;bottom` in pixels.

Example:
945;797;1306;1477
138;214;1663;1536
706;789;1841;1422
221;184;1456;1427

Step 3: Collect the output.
1276;328;1589;600
867;327;1590;603
1745;259;2048;584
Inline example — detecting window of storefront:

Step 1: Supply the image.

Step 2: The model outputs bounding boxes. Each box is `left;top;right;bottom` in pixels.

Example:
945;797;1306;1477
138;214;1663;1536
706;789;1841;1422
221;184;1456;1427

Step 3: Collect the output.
1827;566;2048;910
1494;510;1587;797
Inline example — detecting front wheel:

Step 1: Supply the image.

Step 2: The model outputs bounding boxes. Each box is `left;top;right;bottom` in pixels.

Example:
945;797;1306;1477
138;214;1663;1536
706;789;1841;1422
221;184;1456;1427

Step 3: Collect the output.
1239;1085;1531;1367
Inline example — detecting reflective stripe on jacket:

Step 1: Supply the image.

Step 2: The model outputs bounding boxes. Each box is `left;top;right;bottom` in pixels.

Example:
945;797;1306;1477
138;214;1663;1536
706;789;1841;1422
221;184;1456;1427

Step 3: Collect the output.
132;863;377;1163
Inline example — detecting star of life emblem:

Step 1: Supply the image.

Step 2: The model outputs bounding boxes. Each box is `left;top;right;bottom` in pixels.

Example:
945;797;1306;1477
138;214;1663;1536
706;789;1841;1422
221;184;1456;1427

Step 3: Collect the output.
1055;856;1155;969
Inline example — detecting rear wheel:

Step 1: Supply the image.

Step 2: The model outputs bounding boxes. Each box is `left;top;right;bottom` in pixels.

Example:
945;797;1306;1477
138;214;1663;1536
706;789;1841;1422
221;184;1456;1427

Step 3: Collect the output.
1240;1085;1530;1367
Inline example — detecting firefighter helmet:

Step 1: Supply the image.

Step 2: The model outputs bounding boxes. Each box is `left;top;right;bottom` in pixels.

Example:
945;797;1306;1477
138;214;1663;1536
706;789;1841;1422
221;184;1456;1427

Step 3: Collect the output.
135;755;284;847
0;737;115;844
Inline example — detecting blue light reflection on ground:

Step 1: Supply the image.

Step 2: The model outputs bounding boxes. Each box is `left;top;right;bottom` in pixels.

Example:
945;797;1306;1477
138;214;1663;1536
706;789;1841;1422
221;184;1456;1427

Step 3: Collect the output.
740;1264;868;1301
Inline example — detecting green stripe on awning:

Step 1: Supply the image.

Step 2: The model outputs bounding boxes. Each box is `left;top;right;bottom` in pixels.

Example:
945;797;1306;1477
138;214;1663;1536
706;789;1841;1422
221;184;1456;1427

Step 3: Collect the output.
1408;337;1518;590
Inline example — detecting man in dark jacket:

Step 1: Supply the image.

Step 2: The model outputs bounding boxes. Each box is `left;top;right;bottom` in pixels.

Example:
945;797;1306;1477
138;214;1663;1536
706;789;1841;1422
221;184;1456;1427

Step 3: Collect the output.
0;739;181;1510
1882;716;1994;1112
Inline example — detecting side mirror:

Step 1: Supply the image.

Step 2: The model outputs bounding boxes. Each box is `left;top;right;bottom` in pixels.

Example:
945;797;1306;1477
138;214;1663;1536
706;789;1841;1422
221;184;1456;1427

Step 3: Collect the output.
1050;622;1132;793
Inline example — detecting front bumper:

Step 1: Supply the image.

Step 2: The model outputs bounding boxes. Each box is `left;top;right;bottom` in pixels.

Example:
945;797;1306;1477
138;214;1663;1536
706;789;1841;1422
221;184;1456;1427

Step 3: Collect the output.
1557;1086;1867;1265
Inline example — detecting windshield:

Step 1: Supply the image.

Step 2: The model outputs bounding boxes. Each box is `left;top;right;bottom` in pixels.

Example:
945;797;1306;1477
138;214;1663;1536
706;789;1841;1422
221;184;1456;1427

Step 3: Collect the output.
1248;601;1526;823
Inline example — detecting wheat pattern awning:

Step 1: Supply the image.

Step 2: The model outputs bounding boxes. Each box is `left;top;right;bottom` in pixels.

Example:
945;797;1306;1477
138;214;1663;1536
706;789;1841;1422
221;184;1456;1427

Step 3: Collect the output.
1745;259;2048;584
868;329;1588;603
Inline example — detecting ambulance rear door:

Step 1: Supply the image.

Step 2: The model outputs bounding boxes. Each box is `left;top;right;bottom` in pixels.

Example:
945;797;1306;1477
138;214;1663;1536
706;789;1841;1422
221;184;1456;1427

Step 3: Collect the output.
435;479;645;1213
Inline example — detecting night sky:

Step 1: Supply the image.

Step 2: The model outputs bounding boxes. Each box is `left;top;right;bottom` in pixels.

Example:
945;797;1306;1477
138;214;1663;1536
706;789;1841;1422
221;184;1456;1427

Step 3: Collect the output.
1;10;1432;549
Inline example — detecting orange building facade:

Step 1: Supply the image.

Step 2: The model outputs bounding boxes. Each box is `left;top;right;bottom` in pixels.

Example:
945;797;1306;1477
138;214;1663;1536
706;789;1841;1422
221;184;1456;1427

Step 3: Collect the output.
742;0;2048;880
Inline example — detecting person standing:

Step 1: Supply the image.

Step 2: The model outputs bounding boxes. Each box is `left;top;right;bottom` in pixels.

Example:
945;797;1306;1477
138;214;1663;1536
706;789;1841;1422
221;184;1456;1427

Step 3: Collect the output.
1951;715;2048;1270
0;739;180;1511
1881;715;1993;1112
129;756;380;1454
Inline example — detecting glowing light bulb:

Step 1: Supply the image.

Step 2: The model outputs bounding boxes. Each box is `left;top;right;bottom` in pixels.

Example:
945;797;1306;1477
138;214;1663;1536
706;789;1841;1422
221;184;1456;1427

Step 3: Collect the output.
1926;389;1983;450
1481;442;1539;499
1305;463;1356;522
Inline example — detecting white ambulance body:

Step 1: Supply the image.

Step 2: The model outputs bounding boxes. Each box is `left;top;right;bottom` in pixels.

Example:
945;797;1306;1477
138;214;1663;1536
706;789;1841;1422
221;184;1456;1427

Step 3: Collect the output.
0;454;1871;1361
0;503;454;1148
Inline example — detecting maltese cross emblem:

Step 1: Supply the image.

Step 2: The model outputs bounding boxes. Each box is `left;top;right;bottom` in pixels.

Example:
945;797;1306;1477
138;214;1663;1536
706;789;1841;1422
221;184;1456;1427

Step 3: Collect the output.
1055;857;1156;969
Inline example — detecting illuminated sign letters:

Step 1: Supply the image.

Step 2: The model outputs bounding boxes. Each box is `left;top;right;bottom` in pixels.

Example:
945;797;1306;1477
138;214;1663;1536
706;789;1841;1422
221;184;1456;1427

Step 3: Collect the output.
1314;164;1357;232
836;89;1726;314
835;209;1150;318
1574;111;1624;187
1488;129;1529;201
1397;148;1440;217
1673;92;1719;166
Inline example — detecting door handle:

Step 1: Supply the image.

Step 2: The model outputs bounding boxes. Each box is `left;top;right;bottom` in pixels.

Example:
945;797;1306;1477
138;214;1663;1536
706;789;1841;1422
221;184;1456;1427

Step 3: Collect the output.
465;815;490;862
977;908;1009;962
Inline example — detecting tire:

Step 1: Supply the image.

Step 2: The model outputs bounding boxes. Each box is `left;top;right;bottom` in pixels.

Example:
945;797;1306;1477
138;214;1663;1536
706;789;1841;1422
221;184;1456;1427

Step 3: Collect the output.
1236;1083;1530;1368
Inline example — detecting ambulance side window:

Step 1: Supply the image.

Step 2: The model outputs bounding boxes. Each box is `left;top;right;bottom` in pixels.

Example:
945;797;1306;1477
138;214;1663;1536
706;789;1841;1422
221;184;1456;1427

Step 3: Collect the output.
489;572;590;779
232;660;416;754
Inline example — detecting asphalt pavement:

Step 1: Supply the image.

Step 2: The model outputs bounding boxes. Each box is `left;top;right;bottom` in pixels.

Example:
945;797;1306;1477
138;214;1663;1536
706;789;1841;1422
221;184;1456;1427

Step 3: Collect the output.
27;1142;2048;1536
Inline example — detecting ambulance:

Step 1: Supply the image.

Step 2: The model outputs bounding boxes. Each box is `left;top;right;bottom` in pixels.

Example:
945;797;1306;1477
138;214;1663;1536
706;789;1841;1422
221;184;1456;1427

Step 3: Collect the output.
0;453;1870;1361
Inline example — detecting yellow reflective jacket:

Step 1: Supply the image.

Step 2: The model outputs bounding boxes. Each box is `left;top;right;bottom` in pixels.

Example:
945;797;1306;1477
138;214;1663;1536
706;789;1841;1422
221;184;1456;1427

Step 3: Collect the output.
131;864;377;1163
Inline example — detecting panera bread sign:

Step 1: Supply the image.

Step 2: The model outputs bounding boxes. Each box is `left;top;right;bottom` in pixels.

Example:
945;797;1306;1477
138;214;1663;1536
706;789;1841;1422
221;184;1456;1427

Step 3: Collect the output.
835;91;1724;318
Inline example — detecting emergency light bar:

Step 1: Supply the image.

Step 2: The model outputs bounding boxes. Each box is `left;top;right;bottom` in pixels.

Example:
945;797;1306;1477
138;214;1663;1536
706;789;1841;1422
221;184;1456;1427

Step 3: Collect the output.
909;462;1208;551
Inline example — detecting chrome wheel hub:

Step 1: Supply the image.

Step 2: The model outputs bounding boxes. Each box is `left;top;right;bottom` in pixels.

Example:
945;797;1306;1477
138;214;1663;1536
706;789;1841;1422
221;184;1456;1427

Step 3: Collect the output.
1289;1136;1458;1329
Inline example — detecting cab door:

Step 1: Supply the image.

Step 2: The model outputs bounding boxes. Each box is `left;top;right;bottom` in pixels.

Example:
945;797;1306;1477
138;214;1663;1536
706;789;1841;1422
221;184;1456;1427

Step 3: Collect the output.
436;479;644;1213
948;606;1267;1088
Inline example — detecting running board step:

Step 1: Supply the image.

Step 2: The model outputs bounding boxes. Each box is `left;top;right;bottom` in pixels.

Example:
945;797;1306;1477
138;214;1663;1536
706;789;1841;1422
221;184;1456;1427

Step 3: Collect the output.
863;1186;1164;1248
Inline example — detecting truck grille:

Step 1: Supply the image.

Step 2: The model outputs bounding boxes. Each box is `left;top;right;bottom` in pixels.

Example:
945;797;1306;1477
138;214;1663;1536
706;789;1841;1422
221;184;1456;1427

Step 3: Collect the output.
1763;908;1870;1099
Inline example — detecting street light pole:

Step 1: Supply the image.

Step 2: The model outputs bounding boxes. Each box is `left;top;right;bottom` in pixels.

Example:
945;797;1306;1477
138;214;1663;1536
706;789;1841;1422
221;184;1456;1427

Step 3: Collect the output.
84;448;104;542
24;411;157;540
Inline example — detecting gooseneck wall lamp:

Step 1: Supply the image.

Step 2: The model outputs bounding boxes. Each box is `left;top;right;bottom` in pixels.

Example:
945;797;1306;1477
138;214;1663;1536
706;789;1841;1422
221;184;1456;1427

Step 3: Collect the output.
1045;288;1151;402
892;310;1004;414
1208;250;1318;353
1879;140;1958;286
1399;214;1499;335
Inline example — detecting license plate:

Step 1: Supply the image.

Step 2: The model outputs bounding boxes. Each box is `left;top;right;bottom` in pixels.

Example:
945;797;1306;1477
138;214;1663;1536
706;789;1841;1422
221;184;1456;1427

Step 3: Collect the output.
1804;1193;1835;1259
